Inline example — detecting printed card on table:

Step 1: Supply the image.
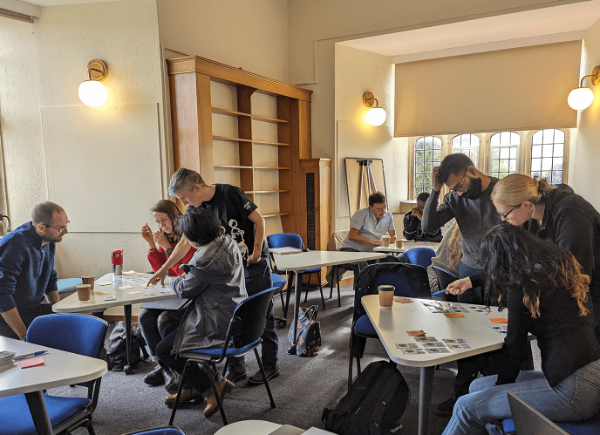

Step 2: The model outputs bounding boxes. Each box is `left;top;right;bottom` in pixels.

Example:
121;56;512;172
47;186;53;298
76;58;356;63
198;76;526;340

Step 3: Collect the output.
425;348;450;354
406;330;426;337
394;343;419;349
401;349;426;355
422;342;446;348
489;318;508;324
414;336;439;342
97;282;112;286
444;313;464;318
448;343;471;349
442;338;467;344
118;285;133;290
94;291;110;295
127;290;143;295
489;326;508;335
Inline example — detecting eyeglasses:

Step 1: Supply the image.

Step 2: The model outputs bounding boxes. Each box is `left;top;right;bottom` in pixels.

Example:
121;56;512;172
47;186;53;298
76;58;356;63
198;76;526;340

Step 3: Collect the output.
497;205;520;220
450;169;468;193
44;221;70;234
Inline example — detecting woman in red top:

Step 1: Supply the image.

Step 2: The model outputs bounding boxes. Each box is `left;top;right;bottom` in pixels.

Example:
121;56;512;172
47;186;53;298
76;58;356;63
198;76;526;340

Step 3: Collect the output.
139;200;196;389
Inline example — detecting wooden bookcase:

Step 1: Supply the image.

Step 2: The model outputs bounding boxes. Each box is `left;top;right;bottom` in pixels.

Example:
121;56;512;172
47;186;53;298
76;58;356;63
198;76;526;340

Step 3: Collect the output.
167;55;320;238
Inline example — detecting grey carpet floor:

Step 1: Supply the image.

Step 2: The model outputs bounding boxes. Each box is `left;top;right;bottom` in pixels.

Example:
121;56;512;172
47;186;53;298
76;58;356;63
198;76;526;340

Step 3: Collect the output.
50;284;540;435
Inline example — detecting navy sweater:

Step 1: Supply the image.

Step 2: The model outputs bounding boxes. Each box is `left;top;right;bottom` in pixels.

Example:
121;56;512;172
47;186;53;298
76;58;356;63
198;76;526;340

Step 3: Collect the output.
0;222;57;315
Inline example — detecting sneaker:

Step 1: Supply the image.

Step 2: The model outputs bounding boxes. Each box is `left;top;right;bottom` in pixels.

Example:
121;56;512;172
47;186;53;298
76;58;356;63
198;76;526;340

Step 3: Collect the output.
224;369;247;383
143;365;164;386
434;395;459;416
247;367;280;385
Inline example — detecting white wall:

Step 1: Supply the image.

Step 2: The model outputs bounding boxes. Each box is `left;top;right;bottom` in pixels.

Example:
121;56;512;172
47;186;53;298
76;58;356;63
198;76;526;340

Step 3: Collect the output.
0;0;165;278
157;0;289;82
573;17;600;209
334;45;408;231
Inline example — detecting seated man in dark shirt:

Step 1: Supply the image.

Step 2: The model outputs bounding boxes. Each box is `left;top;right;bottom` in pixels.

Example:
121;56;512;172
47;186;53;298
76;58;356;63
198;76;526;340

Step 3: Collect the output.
403;192;443;242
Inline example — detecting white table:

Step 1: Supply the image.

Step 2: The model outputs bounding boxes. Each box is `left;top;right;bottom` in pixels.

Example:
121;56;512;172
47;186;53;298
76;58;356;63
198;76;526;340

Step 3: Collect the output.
52;272;178;373
374;240;441;255
0;336;107;434
273;251;385;347
361;294;507;435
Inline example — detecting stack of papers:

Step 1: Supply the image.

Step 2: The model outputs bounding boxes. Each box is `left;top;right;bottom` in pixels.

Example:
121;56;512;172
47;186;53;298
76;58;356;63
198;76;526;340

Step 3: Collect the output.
270;247;302;255
0;351;15;366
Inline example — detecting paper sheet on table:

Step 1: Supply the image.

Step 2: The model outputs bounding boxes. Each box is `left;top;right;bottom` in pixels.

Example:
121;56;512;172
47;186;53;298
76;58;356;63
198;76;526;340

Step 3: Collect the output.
489;318;508;323
122;270;136;275
94;291;111;295
406;330;426;336
20;357;44;368
118;285;133;290
444;313;464;318
128;290;143;295
97;282;112;286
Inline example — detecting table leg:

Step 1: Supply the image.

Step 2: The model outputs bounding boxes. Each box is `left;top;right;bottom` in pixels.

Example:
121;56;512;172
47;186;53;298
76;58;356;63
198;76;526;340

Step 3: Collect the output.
123;304;133;374
292;271;302;347
25;391;53;435
418;366;435;435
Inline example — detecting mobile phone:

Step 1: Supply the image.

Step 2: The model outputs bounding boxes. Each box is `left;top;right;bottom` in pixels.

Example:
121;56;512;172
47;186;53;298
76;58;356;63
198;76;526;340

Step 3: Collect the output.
104;296;117;301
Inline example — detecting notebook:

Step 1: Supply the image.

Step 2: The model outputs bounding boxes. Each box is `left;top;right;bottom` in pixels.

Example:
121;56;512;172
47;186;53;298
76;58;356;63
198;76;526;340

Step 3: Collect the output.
140;298;189;311
507;392;569;435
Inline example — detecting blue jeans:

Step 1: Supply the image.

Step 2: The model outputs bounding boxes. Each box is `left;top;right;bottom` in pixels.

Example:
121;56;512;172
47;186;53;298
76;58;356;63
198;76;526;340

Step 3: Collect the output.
442;359;600;435
138;309;183;357
227;256;278;372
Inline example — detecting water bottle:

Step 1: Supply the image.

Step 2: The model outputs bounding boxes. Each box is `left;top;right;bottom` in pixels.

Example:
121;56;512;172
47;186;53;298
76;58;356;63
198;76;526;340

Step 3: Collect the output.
111;250;124;285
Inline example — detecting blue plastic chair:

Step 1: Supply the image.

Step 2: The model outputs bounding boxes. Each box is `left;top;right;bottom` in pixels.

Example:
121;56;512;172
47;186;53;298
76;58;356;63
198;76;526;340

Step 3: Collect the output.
169;287;278;426
348;263;431;389
0;313;108;435
502;407;600;434
267;233;325;312
122;426;185;435
404;247;437;269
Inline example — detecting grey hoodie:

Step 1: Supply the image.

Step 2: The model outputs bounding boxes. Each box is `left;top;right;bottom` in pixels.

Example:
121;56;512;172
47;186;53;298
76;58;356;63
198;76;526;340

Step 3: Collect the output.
172;235;247;353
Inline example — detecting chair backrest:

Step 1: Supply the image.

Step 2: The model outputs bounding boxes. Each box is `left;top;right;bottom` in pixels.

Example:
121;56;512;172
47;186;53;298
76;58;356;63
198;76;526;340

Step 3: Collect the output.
404;247;437;269
353;263;431;323
26;313;108;359
432;265;459;290
508;392;569;435
230;287;277;349
267;233;303;249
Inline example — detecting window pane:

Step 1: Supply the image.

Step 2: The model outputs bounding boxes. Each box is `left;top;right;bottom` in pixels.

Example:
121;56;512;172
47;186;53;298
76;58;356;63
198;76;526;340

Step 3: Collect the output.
511;133;520;144
509;160;517;172
492;160;499;172
433;150;442;160
554;144;564;157
543;129;554;144
532;145;542;158
500;148;509;159
553;157;563;170
452;135;460;147
543;145;553;157
533;131;543;145
416;139;424;150
531;159;542;171
425;136;433;148
492;148;500;158
491;134;499;146
554;130;565;143
542;158;553;170
510;147;517;159
552;171;563;184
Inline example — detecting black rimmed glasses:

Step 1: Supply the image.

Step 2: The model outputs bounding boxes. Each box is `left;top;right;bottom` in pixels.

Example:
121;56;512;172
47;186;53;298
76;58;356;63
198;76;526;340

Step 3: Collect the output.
497;205;520;220
450;169;468;193
44;221;70;234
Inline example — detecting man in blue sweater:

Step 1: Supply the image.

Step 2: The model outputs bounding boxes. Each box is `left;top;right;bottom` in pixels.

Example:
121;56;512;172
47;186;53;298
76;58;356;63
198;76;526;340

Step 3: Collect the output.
0;202;69;340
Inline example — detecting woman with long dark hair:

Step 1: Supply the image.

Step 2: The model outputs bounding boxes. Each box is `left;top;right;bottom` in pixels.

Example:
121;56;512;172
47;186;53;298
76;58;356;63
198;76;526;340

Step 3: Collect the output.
443;224;600;435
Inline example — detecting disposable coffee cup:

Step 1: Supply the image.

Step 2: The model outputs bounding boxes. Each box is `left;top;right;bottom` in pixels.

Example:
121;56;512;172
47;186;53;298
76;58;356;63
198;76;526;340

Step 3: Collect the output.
81;275;95;290
378;285;395;308
381;234;391;248
396;240;404;249
76;284;92;302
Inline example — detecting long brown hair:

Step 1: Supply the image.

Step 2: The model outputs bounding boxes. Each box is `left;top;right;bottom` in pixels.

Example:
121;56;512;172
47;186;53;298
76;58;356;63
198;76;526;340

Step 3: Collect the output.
151;200;183;244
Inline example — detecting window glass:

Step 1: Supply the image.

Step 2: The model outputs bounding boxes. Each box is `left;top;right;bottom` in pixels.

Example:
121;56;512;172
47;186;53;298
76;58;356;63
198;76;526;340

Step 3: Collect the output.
490;132;520;179
452;134;479;166
414;136;442;195
531;129;564;185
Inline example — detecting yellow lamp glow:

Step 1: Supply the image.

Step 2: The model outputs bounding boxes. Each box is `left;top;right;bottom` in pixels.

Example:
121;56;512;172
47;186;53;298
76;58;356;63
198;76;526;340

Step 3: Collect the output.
79;59;108;107
568;66;599;111
78;80;108;107
363;91;387;126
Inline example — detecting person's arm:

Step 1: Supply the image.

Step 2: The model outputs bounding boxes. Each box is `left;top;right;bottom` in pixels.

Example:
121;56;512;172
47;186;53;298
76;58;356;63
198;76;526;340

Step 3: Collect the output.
147;236;192;286
46;290;59;304
422;166;455;233
247;210;265;265
445;274;484;295
389;230;397;244
348;227;382;246
147;248;168;273
403;212;419;240
553;207;595;278
0;308;27;340
45;265;58;301
170;265;210;299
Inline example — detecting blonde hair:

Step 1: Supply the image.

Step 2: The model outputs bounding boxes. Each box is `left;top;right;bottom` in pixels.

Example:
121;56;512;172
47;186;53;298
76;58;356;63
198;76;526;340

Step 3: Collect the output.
447;225;463;271
491;174;554;206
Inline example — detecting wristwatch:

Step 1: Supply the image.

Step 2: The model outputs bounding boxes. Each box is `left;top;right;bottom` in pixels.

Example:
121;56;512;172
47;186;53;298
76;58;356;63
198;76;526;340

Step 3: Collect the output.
165;248;174;255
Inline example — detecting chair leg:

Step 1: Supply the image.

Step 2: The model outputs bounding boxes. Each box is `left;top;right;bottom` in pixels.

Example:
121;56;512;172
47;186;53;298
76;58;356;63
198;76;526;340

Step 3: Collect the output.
304;272;313;303
317;271;325;310
254;348;276;408
284;273;294;318
329;266;336;299
85;420;96;435
204;361;228;424
168;360;192;425
348;329;355;391
337;275;342;307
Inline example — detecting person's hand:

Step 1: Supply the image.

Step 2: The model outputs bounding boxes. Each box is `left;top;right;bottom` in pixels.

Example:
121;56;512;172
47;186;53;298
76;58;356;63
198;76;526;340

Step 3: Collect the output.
390;235;397;244
445;277;472;296
247;250;261;266
153;231;170;251
141;224;155;247
432;166;443;192
372;239;383;246
147;268;168;287
411;207;423;220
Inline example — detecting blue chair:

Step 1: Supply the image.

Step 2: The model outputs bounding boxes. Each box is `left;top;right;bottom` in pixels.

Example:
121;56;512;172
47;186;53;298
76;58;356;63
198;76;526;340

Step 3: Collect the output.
404;247;437;269
267;233;325;313
502;408;600;434
122;426;185;435
169;287;278;425
0;313;108;435
271;272;288;328
348;263;431;389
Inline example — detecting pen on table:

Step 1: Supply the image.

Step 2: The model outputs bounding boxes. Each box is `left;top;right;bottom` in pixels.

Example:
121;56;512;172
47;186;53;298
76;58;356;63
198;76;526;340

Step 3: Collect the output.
13;350;48;361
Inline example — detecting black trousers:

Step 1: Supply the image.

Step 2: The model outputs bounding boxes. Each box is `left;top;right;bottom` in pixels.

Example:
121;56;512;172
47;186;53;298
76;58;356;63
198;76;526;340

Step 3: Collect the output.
0;304;54;339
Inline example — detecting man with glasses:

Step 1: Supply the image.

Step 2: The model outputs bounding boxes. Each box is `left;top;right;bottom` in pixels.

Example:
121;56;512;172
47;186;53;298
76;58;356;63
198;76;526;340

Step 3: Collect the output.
0;201;68;339
421;153;501;414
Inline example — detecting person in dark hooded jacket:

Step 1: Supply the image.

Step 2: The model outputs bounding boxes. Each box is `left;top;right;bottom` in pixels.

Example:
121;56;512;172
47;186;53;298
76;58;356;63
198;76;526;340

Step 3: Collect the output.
156;208;247;417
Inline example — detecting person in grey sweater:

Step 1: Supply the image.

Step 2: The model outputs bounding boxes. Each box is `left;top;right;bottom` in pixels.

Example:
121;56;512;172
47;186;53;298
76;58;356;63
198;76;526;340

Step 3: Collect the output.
421;153;502;415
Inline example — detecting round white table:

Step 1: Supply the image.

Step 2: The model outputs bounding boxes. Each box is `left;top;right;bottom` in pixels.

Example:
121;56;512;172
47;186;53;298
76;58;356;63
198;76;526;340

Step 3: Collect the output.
215;420;282;435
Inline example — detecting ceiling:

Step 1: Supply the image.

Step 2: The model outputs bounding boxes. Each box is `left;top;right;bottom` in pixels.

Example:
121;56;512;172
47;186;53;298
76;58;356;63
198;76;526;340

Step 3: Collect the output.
21;0;117;5
339;0;600;63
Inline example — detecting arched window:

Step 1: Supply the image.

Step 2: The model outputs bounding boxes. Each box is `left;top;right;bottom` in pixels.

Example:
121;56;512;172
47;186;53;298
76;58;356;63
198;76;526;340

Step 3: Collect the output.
414;136;442;195
452;134;479;166
490;132;519;179
531;129;565;185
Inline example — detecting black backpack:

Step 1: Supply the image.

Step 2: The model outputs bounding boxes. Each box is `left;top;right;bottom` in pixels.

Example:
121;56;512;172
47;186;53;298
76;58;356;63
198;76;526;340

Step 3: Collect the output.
105;321;149;371
322;360;410;435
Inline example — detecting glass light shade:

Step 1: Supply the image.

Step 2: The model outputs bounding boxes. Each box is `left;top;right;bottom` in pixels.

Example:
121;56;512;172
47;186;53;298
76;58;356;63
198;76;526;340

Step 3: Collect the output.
78;80;108;107
568;87;594;110
365;107;387;126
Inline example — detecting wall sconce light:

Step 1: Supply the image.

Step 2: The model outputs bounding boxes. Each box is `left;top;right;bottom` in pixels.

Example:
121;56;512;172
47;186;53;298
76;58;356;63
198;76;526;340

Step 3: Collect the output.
568;66;599;111
78;60;108;107
363;91;387;126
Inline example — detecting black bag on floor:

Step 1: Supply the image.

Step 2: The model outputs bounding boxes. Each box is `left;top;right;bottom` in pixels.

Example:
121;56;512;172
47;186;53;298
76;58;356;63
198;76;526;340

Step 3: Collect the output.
322;360;410;435
105;321;149;371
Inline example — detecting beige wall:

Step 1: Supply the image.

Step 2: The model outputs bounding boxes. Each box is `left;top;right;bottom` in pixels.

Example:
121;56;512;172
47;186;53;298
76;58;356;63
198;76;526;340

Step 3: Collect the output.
573;17;600;209
288;0;591;232
157;0;289;82
334;45;408;230
0;0;164;278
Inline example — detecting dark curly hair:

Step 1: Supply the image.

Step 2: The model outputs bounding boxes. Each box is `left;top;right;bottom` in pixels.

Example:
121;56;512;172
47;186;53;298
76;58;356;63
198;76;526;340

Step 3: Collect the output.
177;208;221;247
480;224;590;318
